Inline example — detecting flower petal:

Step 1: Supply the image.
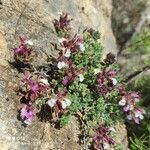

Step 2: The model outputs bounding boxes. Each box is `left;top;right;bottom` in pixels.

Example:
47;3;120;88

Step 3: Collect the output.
80;44;85;52
94;68;100;75
127;114;133;120
57;61;66;69
112;78;117;85
61;101;67;109
47;99;56;107
78;74;84;82
123;105;129;112
118;98;126;106
40;78;49;85
25;40;33;46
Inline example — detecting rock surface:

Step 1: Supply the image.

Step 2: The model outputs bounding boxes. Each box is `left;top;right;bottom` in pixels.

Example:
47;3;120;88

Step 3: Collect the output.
117;0;150;76
0;32;10;67
0;0;118;58
0;0;128;150
111;0;147;50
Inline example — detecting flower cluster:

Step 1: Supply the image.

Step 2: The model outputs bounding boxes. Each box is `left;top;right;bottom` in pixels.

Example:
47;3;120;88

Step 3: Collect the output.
96;69;118;96
18;72;50;124
12;36;33;60
57;34;85;86
47;91;71;113
95;51;145;125
54;12;73;33
21;72;50;100
93;125;115;150
118;91;146;124
61;61;85;86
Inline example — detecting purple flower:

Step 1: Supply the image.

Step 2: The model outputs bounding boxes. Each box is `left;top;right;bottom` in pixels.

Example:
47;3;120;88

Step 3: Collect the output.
125;108;145;124
96;69;117;96
93;125;115;149
62;78;69;86
20;104;34;125
133;117;140;124
54;12;73;32
59;34;83;54
22;72;50;100
12;36;32;59
123;105;130;112
117;86;126;96
60;60;85;86
118;91;145;124
13;48;23;55
31;83;39;93
29;82;49;100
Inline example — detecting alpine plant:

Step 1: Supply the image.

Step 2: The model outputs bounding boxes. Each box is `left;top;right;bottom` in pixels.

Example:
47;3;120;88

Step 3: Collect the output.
10;12;145;149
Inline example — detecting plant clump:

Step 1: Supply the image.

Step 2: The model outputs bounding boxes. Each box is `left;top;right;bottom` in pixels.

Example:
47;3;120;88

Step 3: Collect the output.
11;12;146;149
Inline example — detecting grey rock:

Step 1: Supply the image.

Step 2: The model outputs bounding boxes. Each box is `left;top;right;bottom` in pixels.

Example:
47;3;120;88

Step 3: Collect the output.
111;0;147;49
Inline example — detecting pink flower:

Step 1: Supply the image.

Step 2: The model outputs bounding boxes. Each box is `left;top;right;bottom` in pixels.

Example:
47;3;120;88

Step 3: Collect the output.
130;92;140;99
20;104;35;125
123;105;130;112
133;117;140;124
59;34;83;55
22;73;50;100
118;91;145;124
12;36;32;59
61;60;85;86
125;108;145;124
29;82;49;100
62;78;69;86
14;48;23;55
31;84;39;93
